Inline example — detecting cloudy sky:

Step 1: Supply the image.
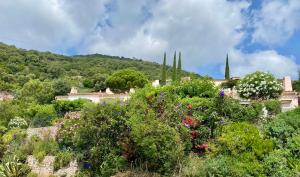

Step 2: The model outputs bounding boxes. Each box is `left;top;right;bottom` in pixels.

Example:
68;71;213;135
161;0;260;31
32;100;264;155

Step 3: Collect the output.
0;0;300;79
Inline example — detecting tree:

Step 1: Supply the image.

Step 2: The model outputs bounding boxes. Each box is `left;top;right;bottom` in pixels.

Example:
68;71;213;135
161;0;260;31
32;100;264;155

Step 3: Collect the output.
53;79;71;96
177;52;182;81
172;51;177;82
106;69;148;92
225;54;230;80
161;52;167;86
19;80;54;104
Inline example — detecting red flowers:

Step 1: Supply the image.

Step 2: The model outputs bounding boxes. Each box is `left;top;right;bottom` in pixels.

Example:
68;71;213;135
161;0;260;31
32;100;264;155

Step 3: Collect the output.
195;144;209;150
191;131;199;138
182;117;194;128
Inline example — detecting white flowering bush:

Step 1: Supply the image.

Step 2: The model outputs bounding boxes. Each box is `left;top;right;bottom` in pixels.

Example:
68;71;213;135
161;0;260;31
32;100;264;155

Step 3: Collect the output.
237;71;283;100
8;117;28;129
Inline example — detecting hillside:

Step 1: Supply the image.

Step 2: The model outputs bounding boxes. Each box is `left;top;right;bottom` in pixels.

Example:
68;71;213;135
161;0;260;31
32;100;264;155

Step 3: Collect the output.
0;42;195;92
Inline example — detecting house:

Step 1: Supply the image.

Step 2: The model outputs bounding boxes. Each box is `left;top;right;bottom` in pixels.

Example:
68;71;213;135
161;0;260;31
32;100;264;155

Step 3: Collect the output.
55;87;130;103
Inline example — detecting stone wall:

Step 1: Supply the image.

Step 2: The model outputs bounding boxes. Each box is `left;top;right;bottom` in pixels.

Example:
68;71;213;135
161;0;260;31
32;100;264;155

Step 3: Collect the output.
27;155;78;177
26;126;58;140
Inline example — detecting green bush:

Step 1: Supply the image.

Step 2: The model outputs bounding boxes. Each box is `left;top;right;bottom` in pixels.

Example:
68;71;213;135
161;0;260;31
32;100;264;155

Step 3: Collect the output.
27;104;57;127
53;99;90;115
27;136;59;162
54;151;74;171
53;79;71;96
175;78;217;98
287;134;300;158
8;117;28;129
264;99;281;115
59;103;129;176
263;150;294;177
2;128;26;145
129;111;184;174
218;122;272;158
265;108;300;146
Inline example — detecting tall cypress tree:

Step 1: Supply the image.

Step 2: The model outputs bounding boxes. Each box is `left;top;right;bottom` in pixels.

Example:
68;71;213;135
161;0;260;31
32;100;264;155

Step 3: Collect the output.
161;52;167;85
172;51;177;82
225;54;230;80
177;52;182;81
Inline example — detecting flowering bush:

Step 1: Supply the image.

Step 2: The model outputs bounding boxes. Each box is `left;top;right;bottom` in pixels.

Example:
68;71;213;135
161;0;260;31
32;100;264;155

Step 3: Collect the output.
8;117;28;129
237;71;283;100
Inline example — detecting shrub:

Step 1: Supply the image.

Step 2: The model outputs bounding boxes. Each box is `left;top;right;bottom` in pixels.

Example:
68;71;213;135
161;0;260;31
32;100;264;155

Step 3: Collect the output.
265;108;300;146
264;99;281;115
263;150;294;177
8;117;28;129
2;128;26;145
28;104;57;127
59;103;129;176
0;155;31;177
237;71;283;100
53;99;90;115
54;151;74;171
175;78;217;98
129;111;184;174
0;101;19;126
53;79;71;96
287;134;300;158
218;122;272;158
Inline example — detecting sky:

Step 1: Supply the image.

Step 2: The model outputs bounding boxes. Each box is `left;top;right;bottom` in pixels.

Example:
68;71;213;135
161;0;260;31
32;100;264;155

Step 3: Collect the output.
0;0;300;79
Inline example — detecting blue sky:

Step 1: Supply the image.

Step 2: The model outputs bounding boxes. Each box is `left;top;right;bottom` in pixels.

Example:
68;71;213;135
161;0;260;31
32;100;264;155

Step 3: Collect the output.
0;0;299;79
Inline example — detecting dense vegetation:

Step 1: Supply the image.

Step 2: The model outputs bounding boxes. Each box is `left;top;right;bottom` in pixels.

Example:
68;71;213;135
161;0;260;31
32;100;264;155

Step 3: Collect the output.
0;43;299;176
0;43;193;94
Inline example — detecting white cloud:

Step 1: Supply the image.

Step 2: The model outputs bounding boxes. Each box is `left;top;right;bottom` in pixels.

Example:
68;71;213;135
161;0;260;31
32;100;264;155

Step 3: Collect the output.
227;50;299;79
252;0;300;45
0;0;108;53
0;0;299;79
82;0;250;70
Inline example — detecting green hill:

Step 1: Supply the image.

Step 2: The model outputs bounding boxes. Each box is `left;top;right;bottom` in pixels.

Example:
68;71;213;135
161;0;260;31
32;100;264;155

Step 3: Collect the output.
0;42;196;92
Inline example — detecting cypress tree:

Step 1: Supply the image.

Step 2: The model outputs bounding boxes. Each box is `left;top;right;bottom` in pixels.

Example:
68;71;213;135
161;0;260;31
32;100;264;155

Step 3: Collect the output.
225;54;230;80
172;51;177;82
161;52;167;85
177;52;182;81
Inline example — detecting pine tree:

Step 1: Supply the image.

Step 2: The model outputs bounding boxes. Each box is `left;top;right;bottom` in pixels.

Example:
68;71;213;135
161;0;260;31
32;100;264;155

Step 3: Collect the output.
177;52;182;81
225;54;230;80
161;52;167;85
172;51;177;82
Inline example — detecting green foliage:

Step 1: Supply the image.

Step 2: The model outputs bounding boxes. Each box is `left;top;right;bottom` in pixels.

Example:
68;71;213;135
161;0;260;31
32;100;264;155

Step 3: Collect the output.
263;150;294;177
237;71;283;100
225;54;230;80
220;79;238;89
177;52;182;81
29;136;59;162
2;129;26;145
218;122;272;157
27;104;57;127
264;99;281;116
54;151;73;171
175;78;217;98
105;69;148;92
161;52;167;86
53;99;90;115
58;103;129;176
0;101;19;126
18;80;54;104
172;52;177;82
53;79;71;96
0;155;30;177
287;134;300;158
129;111;184;174
265;108;300;146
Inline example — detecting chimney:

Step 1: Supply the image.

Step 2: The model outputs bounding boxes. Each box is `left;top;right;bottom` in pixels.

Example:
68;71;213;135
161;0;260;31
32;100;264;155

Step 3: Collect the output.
283;76;293;92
